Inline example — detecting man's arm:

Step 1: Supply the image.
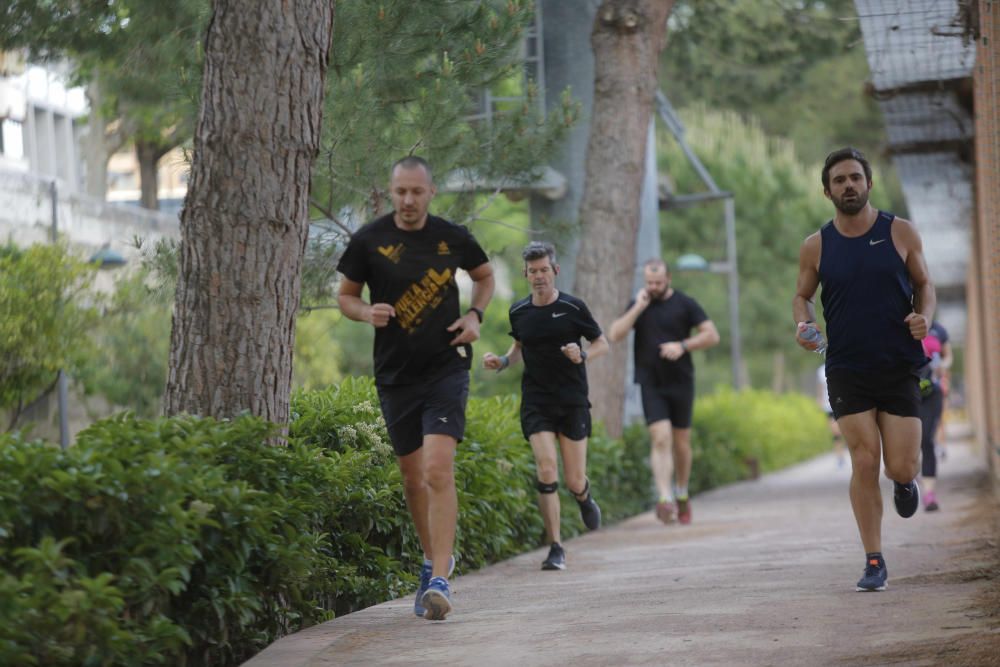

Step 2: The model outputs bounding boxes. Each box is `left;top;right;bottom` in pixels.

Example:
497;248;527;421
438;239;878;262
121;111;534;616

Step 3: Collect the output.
484;340;522;371
338;277;395;327
448;261;495;345
793;233;823;349
659;320;719;361
894;219;935;340
608;288;650;343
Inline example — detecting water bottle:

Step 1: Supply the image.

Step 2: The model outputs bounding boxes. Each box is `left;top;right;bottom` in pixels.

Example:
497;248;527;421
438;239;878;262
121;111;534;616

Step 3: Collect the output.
800;324;827;356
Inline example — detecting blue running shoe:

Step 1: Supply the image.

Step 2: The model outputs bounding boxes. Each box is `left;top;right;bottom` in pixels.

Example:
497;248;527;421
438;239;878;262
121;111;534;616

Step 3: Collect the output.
414;556;455;617
856;556;888;592
893;479;920;518
541;542;566;571
420;576;452;621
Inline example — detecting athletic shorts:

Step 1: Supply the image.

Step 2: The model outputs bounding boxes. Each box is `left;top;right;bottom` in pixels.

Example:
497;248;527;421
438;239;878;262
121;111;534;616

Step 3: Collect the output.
376;371;469;457
639;383;695;429
825;366;921;420
520;403;592;441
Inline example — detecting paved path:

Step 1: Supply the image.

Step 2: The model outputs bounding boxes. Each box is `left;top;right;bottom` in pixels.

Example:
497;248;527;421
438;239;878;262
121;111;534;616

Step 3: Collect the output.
245;432;996;666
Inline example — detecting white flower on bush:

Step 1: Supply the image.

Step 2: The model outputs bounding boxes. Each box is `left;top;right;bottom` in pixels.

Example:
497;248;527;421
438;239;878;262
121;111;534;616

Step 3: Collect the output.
337;425;358;445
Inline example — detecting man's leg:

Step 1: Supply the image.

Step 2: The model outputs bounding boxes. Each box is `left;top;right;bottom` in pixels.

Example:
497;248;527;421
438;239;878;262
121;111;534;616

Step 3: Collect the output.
423;433;458;579
397;447;432;559
838;409;884;554
878;412;921;488
529;431;562;545
559;433;588;501
648;419;675;500
672;427;693;491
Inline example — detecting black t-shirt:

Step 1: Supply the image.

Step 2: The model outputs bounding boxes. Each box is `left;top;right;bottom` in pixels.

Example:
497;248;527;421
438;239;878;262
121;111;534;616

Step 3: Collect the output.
629;289;709;387
336;213;489;385
509;292;602;407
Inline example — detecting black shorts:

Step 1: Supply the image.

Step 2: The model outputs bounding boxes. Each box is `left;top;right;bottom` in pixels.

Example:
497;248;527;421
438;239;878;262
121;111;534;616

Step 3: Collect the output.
520;403;592;441
825;366;921;420
639;383;695;429
376;371;469;457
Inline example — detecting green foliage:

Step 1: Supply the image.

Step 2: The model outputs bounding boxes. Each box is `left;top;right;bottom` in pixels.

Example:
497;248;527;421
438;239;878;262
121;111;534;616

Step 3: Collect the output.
0;377;831;665
687;388;830;492
304;0;576;304
661;0;906;213
0;244;99;428
79;270;172;418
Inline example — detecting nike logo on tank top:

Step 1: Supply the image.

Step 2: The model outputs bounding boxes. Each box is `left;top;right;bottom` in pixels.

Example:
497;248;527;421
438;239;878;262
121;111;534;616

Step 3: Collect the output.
818;211;925;372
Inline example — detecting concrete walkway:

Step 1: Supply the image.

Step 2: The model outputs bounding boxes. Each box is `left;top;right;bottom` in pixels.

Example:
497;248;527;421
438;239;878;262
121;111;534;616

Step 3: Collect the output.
244;431;996;666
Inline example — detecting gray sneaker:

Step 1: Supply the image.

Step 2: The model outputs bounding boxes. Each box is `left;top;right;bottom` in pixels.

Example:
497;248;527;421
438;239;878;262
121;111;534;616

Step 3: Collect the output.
541;542;566;570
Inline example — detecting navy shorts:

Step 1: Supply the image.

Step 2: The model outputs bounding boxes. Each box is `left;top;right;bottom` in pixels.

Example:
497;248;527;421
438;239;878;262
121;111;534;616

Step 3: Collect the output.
520;403;592;441
639;383;695;429
376;371;470;457
825;366;921;420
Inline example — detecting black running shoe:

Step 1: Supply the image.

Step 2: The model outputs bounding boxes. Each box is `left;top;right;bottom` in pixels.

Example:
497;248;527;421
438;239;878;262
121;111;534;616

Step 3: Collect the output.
856;556;888;592
577;493;601;530
893;479;920;518
541;542;566;570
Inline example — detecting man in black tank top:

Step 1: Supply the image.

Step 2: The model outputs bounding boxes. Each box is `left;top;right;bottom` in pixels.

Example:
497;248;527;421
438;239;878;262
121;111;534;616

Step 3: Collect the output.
792;147;936;593
483;242;610;571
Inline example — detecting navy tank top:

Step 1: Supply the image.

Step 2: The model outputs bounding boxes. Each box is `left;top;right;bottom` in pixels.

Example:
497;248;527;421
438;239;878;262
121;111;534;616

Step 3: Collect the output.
818;211;925;372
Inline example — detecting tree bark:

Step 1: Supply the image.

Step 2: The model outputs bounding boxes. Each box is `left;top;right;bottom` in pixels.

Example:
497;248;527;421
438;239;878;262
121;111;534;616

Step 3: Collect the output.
164;0;334;425
574;0;673;437
135;139;164;210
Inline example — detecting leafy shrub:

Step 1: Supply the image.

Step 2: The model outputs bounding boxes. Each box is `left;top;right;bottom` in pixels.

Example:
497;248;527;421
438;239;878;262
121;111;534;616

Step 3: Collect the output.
687;387;830;493
0;380;829;666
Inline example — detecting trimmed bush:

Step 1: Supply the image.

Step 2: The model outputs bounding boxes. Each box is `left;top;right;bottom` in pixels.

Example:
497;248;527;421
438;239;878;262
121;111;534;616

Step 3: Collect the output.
0;380;828;666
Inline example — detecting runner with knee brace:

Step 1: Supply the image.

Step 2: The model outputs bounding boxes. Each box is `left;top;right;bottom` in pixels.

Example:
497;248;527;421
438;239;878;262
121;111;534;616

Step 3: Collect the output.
483;241;609;570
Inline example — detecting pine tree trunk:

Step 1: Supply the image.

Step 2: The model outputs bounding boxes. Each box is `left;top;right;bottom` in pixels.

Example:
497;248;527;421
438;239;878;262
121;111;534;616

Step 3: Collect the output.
164;0;334;425
575;0;673;437
135;140;162;210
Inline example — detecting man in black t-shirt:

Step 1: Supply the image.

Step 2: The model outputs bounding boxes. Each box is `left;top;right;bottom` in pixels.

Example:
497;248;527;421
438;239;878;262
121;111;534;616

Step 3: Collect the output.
609;258;719;526
483;242;609;571
337;156;494;621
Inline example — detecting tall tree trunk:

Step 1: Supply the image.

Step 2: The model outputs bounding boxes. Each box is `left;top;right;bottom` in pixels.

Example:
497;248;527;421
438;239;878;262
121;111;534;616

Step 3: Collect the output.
135;140;163;210
574;0;673;437
164;0;334;425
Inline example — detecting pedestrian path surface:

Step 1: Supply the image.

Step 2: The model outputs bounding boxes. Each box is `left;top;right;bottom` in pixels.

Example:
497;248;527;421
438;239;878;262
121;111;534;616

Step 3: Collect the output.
244;433;995;666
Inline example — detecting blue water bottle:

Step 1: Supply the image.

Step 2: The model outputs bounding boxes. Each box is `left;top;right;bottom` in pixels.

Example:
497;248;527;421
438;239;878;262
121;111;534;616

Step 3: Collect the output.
800;323;827;356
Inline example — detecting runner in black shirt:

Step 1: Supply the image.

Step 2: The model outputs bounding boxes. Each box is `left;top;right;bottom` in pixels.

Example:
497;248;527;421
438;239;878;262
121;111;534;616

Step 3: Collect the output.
337;156;494;621
483;242;609;571
609;258;719;526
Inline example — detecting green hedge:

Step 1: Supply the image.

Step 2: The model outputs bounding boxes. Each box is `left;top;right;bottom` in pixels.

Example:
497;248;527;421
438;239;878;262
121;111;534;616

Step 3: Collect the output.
0;379;827;666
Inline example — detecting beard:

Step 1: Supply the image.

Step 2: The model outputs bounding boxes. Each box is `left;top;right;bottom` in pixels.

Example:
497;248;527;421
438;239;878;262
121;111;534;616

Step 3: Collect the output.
832;189;869;215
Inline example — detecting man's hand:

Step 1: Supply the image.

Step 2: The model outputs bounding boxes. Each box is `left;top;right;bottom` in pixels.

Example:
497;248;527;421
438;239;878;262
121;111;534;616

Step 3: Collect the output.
367;303;395;328
635;287;651;311
483;352;505;370
904;312;929;340
560;342;585;364
795;321;823;351
448;311;481;345
658;341;685;361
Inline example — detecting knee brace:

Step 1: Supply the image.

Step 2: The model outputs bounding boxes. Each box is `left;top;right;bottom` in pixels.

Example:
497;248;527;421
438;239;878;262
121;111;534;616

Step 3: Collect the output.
536;480;559;494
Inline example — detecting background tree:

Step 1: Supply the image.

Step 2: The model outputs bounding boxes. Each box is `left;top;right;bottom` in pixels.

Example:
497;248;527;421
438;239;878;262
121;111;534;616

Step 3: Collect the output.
659;0;906;211
163;0;333;423
0;0;206;206
575;0;675;438
0;244;99;432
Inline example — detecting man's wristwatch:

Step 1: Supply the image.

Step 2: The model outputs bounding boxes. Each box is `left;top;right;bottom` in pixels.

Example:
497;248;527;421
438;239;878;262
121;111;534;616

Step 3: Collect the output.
580;349;588;362
467;307;484;323
680;340;689;353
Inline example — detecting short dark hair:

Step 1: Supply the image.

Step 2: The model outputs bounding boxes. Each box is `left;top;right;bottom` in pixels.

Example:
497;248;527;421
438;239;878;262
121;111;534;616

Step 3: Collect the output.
821;147;872;190
522;241;556;264
643;258;668;273
391;155;433;182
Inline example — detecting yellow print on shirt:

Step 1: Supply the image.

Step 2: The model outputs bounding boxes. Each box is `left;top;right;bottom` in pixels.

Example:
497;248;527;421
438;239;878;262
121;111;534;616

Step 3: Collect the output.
395;268;453;332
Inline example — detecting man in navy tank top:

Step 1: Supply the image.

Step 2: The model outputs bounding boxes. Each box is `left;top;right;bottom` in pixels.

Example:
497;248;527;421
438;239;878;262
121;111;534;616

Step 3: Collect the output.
792;147;935;593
